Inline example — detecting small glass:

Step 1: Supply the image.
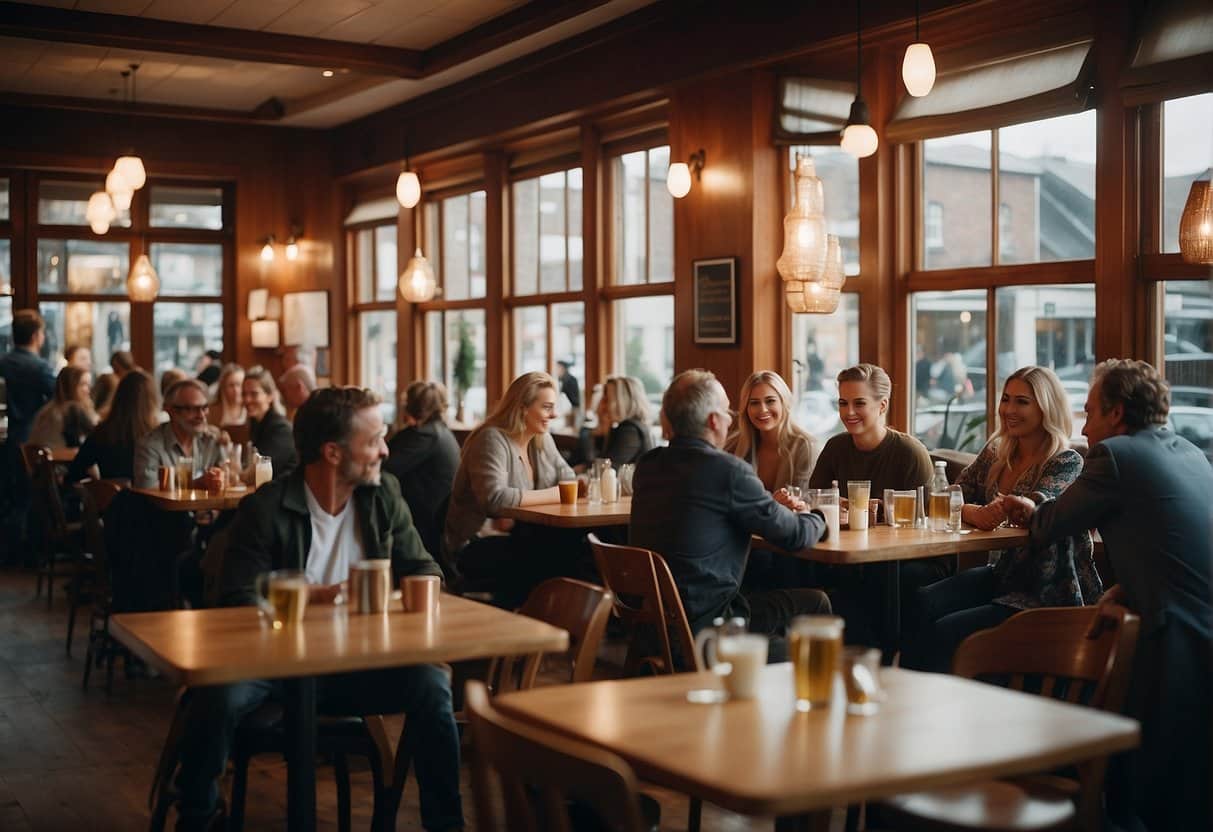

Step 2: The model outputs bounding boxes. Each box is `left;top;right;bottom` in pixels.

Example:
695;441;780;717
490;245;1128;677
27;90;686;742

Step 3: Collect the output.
948;484;964;531
847;480;871;530
254;453;273;488
815;487;840;540
890;490;917;528
174;457;194;493
841;646;883;715
784;484;802;502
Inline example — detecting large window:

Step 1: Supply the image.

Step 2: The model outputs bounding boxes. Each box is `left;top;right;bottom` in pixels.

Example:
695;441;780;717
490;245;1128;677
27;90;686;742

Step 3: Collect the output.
1162;281;1213;462
426;191;487;301
513;168;582;295
1162;93;1212;254
349;220;398;422
425;308;487;423
791;296;860;439
613;295;674;407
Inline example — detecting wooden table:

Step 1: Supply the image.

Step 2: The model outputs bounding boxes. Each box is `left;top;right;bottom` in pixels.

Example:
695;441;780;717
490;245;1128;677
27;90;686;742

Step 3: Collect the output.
501;496;631;528
496;663;1138;822
130;486;254;512
112;594;568;831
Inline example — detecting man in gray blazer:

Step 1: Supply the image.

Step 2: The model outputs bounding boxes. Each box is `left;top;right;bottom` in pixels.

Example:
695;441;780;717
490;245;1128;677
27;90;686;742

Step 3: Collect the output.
1004;359;1211;832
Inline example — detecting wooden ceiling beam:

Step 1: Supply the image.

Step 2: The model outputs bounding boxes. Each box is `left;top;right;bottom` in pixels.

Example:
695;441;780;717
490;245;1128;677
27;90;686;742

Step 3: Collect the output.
0;2;425;77
0;90;284;124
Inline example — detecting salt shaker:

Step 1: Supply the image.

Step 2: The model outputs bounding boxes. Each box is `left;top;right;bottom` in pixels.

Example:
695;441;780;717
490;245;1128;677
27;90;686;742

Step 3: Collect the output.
914;485;928;528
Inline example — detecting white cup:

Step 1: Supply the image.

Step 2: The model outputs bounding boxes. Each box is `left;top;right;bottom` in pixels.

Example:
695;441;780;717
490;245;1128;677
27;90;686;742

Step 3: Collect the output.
715;633;768;700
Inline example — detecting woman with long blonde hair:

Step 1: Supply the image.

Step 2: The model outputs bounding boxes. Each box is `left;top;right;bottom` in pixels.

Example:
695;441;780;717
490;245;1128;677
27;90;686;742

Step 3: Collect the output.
726;370;816;493
209;363;246;427
28;365;97;449
593;375;654;466
904;365;1101;672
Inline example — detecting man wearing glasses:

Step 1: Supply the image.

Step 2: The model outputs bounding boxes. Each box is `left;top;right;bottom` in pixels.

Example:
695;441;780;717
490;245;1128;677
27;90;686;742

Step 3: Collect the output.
134;378;227;489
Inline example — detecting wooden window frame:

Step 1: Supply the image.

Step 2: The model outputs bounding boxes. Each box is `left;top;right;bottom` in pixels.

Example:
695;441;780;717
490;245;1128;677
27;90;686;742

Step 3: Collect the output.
347;219;398;398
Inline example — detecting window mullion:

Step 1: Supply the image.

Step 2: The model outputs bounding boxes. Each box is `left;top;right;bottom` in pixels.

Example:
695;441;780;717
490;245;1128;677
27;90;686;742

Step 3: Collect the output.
991;129;1001;267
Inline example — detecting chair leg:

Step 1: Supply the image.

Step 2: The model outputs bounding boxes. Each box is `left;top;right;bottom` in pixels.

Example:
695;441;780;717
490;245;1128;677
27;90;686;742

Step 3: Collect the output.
383;721;416;830
66;599;80;656
45;562;54;610
105;645;116;696
229;750;251;832
82;628;96;690
333;753;351;832
688;797;702;832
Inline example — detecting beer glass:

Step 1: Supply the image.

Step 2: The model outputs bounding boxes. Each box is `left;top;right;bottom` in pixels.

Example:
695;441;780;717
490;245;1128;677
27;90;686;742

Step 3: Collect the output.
254;453;273;488
841;646;883;715
175;456;194;493
558;479;578;505
789;615;843;711
929;489;951;531
891;490;917;528
256;569;308;629
816;488;840;540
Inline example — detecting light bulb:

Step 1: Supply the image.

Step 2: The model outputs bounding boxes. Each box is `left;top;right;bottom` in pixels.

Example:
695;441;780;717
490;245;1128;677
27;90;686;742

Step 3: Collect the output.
666;162;692;198
396;170;421;208
285;240;299;260
86;191;117;225
841;123;879;158
398;248;437;302
114;155;146;190
127;254;160;302
261;242;275;262
106;169;133;212
902;42;937;97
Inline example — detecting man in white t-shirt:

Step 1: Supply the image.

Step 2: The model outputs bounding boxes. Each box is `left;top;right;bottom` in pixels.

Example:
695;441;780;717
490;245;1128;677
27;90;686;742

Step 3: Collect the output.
174;387;461;831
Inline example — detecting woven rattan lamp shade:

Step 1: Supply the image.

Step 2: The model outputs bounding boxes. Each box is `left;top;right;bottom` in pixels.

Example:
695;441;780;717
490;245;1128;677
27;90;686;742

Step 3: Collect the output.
1179;180;1213;264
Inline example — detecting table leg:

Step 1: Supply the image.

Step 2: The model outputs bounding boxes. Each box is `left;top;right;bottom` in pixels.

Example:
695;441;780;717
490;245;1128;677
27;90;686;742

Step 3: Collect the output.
883;560;901;666
284;676;317;832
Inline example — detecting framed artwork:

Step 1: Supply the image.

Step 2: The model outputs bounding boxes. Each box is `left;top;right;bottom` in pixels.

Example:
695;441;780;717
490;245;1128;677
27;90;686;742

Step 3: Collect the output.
282;290;329;348
693;257;737;345
246;288;268;321
250;319;279;348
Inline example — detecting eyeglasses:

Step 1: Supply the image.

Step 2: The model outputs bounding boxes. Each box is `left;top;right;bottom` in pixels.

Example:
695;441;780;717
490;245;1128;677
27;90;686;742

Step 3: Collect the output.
171;404;209;414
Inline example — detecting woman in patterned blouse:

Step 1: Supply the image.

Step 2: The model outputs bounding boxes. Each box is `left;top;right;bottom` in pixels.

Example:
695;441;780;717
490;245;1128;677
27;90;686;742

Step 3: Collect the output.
902;365;1102;672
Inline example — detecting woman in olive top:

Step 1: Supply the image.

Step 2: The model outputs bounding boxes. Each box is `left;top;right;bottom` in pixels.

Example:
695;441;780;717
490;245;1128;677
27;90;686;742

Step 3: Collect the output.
444;371;575;605
809;363;946;646
241;366;297;479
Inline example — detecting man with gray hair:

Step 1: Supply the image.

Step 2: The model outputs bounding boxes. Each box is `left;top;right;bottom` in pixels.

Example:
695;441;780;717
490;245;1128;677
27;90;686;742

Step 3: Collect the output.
630;369;831;651
278;363;317;414
133;378;227;489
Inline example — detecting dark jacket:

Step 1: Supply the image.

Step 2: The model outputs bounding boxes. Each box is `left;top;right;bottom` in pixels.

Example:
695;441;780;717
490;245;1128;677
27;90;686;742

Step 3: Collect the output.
249;408;298;479
600;418;654;467
218;468;442;607
629;436;826;633
384;420;460;559
67;436;136;482
0;347;57;444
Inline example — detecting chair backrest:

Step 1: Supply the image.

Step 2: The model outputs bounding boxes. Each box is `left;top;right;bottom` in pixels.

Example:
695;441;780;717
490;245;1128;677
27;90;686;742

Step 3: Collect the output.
489;578;614;694
465;680;648;832
588;533;700;675
74;479;126;582
22;444;70;540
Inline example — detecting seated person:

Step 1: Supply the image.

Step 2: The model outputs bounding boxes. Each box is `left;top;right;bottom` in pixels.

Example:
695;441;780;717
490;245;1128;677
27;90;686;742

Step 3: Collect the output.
279;363;317;416
444;371;575;605
133;379;226;490
725;370;817;493
208;363;247;428
385;381;460;567
592;376;654;466
629;369;831;654
27;365;97;449
173;387;462;831
242;366;297;479
902;366;1099;672
68;369;160;482
810;363;943;646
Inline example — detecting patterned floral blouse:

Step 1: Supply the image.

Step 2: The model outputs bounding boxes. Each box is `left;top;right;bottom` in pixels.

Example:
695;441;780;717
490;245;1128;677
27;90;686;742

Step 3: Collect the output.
954;442;1102;609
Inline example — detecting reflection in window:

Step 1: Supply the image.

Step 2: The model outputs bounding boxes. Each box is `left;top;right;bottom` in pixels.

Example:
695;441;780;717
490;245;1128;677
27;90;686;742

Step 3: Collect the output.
552;302;585;413
39;180;131;228
359;310;397;423
0;295;13;355
613;146;674;284
911;290;987;451
614;296;675;404
995;284;1095;438
788;147;860;275
925;202;944;249
922;132;991;269
149;186;223;230
37;240;129;294
791;294;859;439
1163;93;1213;254
425;309;487;423
0;239;10;294
1162;281;1213;462
512;168;582;295
154;302;223;377
150;243;223;296
40;299;131;373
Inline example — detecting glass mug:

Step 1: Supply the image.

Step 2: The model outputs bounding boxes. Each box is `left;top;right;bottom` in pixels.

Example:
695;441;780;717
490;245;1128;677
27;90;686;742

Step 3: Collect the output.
175;456;194;493
789;615;844;711
256;569;309;629
841;646;883;715
891;490;918;528
691;617;767;702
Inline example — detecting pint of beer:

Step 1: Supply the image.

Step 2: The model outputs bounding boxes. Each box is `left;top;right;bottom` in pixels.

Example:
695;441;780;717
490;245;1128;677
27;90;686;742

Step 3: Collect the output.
256;569;309;629
789;615;844;711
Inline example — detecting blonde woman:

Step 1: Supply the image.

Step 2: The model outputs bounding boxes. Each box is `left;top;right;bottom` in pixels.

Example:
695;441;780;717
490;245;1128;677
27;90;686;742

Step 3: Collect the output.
28;365;97;449
904;366;1100;671
444;372;575;603
209;363;246;428
726;370;816;493
594;376;654;466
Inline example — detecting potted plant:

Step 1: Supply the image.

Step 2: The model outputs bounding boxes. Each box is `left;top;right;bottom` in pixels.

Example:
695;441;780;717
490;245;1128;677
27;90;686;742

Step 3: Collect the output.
452;318;476;424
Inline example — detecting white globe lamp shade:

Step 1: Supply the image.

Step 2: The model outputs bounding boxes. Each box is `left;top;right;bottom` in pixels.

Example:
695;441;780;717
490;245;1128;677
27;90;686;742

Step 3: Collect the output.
106;169;134;208
89;218;111;235
114;155;146;190
399;248;438;303
666;162;692;199
127;254;160;302
841;123;879;158
902;42;937;97
396;170;421;208
86;191;117;225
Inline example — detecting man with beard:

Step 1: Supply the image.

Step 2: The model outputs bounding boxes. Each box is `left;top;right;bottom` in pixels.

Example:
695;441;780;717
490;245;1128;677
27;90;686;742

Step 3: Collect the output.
133;378;227;489
172;387;462;831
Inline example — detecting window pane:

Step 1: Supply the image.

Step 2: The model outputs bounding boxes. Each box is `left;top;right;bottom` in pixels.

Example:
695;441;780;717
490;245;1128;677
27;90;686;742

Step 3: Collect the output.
995;284;1095;440
539;172;567;294
614;295;675;407
912;290;987;451
444;309;487;423
790;147;861;275
1162;281;1213;462
39;180;130;227
37;239;129;294
356;228;374;302
0;295;12;355
615;151;646;285
567;169;583;291
443;195;470;301
154;302;223;377
0;177;8;221
469;191;487;298
0;239;10;294
922;132;992;269
150;243;223;296
425;310;444;388
374;225;397;301
648;146;674;283
514;306;547;376
1163;93;1213;254
359;310;397;424
552;302;585;419
512;178;539;295
998;111;1096;264
149;186;223;230
425;203;441;287
791;294;859;439
40;299;131;373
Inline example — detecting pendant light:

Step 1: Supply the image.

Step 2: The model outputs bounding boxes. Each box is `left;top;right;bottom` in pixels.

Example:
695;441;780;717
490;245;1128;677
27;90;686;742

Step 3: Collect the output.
106;169;133;212
901;0;936;97
841;0;879;159
399;248;438;302
111;65;147;192
395;133;421;209
86;191;116;235
800;235;846;314
777;154;830;311
1178;180;1213;264
127;253;160;302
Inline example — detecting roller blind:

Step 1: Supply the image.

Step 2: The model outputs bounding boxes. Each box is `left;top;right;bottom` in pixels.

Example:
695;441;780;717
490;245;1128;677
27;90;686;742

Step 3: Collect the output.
1121;0;1213;105
774;77;854;145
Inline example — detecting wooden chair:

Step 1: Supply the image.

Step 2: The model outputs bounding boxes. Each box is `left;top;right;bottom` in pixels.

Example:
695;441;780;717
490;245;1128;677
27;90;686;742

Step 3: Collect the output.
465;679;650;831
878;604;1140;832
74;478;129;690
587;534;701;676
21;443;81;609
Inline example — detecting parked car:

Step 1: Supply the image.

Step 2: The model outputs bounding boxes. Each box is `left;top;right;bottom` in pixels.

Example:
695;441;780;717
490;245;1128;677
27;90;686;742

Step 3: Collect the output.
1168;405;1213;463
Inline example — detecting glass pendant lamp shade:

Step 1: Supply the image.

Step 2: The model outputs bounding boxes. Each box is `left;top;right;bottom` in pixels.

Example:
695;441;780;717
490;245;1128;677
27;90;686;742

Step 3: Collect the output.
396;170;421;209
777;156;829;295
106;169;133;211
114;155;146;190
89;218;111;235
800;234;845;314
902;42;936;97
86;191;116;235
1179;180;1213;264
666;162;692;199
841;98;879;158
127;253;160;301
399;248;438;302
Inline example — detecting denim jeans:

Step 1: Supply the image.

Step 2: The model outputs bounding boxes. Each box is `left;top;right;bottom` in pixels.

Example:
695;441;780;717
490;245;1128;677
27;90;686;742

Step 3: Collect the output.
175;664;463;830
900;565;1016;672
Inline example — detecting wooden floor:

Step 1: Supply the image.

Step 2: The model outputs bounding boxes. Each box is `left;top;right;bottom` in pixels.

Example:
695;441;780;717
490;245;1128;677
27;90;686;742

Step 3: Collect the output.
0;568;837;831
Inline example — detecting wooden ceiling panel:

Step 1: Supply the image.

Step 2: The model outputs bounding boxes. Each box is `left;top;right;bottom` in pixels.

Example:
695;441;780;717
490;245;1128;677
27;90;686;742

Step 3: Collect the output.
375;12;470;48
206;0;307;31
431;0;523;24
75;0;157;15
139;0;243;26
318;0;423;44
262;0;373;38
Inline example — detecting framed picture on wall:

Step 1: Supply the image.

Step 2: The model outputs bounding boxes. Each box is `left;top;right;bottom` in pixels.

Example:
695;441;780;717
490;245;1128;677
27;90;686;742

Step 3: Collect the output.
693;257;738;345
283;290;330;349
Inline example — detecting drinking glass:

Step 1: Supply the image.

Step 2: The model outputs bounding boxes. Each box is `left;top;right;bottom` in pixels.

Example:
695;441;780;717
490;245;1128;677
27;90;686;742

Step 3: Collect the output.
815;488;840;540
790;615;844;711
784;485;802;504
847;480;871;530
254;454;273;488
175;457;194;492
256;569;308;629
891;490;917;528
929;488;951;532
558;479;578;505
841;646;883;715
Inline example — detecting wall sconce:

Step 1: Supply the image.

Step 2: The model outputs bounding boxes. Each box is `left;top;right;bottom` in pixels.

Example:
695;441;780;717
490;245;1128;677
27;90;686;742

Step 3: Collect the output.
251;320;280;349
666;149;705;199
260;235;276;262
1179;180;1212;264
285;225;302;261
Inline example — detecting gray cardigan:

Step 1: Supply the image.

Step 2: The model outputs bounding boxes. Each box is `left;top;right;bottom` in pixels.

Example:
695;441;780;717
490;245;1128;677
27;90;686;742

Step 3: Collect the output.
443;426;574;554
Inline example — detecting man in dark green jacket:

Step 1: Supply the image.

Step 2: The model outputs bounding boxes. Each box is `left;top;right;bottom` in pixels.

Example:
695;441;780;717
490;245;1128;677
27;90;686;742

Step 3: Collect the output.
175;387;462;831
